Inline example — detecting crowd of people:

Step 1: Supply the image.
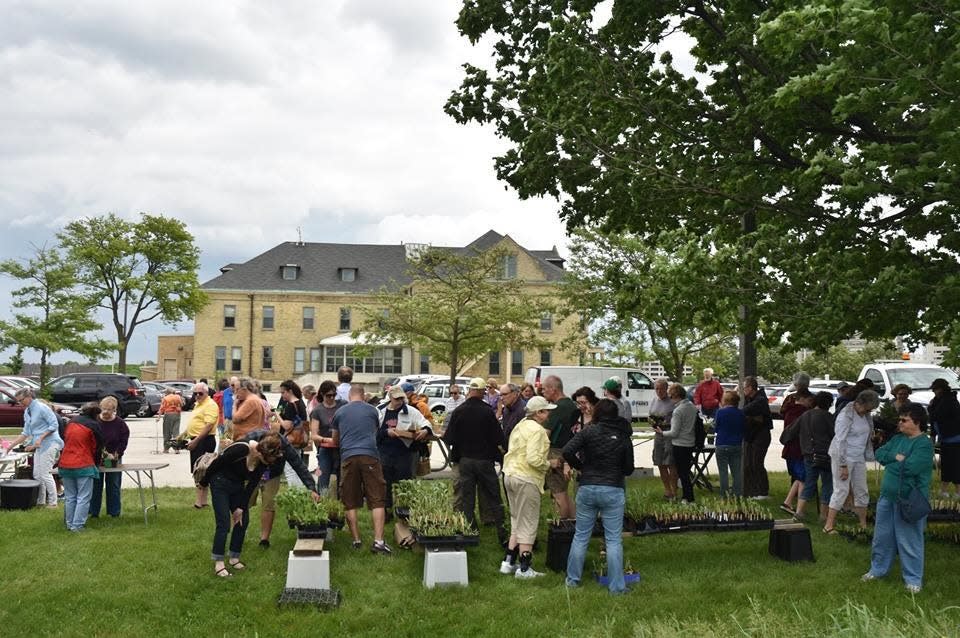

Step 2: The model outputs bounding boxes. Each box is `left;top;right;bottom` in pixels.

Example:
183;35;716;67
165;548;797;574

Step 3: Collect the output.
10;362;955;594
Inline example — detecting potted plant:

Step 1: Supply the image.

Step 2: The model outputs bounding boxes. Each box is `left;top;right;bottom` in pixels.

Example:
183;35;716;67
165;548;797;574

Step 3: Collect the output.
277;488;342;537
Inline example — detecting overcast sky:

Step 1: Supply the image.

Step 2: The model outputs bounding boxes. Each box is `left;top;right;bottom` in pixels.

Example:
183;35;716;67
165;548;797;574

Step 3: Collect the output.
0;1;572;365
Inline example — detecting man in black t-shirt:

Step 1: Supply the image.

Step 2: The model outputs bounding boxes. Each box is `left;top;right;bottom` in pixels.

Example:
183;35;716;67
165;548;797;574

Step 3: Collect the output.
542;375;578;519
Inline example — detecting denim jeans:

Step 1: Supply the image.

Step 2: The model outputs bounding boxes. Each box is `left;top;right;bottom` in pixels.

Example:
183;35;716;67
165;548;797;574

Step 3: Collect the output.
801;458;833;503
565;485;627;594
62;475;95;531
316;448;339;492
89;471;122;517
715;445;742;497
868;495;926;588
381;452;414;511
210;474;249;560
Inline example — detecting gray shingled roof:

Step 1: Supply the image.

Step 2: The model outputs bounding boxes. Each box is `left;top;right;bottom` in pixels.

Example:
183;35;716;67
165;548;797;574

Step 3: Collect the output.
202;231;565;292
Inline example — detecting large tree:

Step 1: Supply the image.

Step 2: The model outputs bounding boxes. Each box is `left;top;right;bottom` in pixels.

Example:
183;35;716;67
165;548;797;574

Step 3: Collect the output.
357;245;555;384
0;246;112;387
58;213;208;371
448;1;960;369
563;228;738;380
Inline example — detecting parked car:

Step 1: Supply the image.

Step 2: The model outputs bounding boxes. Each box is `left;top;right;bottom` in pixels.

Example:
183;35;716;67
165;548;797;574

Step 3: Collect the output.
858;361;960;407
0;376;41;390
47;373;147;418
155;380;197;411
0;386;77;427
138;382;170;417
766;386;790;416
381;374;447;396
415;377;473;414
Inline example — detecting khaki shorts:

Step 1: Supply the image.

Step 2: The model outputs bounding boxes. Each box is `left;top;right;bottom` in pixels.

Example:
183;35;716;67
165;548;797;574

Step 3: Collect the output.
248;476;281;512
544;447;569;494
505;475;541;545
340;455;387;510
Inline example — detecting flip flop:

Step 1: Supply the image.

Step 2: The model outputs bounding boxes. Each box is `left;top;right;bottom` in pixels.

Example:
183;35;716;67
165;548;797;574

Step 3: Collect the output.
215;567;232;578
228;560;246;570
194;504;208;509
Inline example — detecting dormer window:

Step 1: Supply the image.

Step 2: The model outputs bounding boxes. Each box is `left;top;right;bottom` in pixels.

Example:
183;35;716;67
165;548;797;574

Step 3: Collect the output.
339;267;357;282
282;264;300;281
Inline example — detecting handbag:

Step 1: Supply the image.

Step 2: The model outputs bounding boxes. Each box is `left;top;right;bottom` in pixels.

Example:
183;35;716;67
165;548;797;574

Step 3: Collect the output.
896;441;930;524
812;453;831;470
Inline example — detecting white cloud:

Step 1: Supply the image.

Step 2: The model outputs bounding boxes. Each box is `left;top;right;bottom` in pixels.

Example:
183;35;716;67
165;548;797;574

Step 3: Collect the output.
0;1;570;363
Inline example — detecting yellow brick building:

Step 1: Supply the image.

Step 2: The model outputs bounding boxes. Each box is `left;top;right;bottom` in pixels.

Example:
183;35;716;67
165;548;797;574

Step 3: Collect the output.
189;231;582;392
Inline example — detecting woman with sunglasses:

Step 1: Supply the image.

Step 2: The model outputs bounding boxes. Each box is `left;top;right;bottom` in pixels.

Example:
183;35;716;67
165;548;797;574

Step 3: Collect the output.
309;380;346;493
200;433;285;577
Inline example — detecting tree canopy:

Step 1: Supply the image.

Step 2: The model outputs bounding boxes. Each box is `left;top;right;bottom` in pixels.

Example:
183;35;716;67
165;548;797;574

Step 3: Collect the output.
58;213;207;371
0;246;112;387
357;245;554;383
448;1;960;360
563;228;738;380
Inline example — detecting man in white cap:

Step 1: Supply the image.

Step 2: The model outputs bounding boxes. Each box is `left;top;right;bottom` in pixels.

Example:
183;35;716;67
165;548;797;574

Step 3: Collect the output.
442;377;507;545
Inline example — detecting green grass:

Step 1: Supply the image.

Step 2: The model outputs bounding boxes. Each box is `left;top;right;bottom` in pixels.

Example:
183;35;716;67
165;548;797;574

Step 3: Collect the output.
1;474;959;637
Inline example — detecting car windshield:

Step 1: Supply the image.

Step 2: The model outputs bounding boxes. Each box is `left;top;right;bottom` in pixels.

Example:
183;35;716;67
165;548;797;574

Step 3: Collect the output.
889;367;960;390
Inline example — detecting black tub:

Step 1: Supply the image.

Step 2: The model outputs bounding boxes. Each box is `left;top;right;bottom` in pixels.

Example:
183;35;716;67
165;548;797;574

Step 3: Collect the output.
1;479;41;510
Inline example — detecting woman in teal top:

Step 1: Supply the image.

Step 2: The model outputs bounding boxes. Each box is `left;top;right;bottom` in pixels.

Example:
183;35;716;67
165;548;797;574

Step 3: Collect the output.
862;402;934;593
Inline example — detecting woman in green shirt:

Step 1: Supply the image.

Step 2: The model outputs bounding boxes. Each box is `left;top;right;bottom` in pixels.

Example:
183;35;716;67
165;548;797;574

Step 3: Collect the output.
862;403;934;593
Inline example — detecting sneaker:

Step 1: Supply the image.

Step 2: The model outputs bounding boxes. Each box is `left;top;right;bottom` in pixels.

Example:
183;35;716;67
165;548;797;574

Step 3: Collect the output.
352;540;363;550
515;567;544;579
499;560;518;575
371;540;392;555
259;539;270;548
861;572;877;582
906;584;921;594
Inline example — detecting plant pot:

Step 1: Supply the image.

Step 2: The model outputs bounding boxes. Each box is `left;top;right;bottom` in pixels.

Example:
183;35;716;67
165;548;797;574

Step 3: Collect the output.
0;479;41;510
295;523;328;539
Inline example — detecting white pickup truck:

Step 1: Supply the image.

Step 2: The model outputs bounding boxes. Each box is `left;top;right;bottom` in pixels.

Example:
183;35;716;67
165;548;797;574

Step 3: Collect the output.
858;361;960;406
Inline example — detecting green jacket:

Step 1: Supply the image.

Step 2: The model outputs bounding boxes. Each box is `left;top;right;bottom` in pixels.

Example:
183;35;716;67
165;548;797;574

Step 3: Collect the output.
876;433;934;500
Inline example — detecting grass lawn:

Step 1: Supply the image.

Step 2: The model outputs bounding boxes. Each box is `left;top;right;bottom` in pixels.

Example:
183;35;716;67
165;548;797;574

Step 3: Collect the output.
1;473;959;638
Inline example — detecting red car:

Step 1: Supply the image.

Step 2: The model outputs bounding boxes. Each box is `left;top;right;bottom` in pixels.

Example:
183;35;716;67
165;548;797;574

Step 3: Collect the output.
0;387;77;427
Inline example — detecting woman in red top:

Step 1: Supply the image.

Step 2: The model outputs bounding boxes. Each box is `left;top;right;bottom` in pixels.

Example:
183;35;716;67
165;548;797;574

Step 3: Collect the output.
59;403;104;532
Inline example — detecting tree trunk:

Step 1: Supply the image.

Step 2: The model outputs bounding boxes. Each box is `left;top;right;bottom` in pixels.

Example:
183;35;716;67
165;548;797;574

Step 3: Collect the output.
739;210;758;387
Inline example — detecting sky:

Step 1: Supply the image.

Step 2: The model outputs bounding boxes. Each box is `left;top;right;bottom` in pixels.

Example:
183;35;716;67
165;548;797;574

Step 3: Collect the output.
0;1;574;364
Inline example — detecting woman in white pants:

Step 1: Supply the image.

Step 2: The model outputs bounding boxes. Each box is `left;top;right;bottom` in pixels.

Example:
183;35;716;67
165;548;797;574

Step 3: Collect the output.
8;389;64;507
823;390;880;532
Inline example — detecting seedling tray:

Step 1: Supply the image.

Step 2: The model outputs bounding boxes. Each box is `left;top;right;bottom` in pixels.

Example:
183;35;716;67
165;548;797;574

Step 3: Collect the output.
414;533;480;550
277;588;341;611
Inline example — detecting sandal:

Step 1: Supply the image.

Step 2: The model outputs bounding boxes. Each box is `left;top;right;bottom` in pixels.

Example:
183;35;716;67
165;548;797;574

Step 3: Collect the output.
399;536;415;549
193;503;208;509
822;527;837;535
228;560;246;570
215;567;232;578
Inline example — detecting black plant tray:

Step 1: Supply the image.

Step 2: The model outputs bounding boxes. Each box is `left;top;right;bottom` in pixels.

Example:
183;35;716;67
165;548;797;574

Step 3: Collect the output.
277;587;341;610
413;533;480;549
327;517;345;529
928;510;960;522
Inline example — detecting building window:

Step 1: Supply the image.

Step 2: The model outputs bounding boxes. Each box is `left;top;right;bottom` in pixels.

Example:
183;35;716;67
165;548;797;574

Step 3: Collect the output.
302;307;314;330
230;347;242;372
293;348;305;373
419;354;430;374
214;346;226;371
223;305;236;329
511;350;524;376
540;312;553;331
339;268;357;282
500;254;517;279
324;346;402;374
540;350;552;366
262;346;273;370
489;352;500;376
262;306;274;330
282;265;299;280
309;348;321;372
339;307;351;332
377;308;389;329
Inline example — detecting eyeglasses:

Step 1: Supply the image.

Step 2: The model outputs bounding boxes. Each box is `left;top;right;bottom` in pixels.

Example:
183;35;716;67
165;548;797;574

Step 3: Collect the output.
450;391;460;396
323;393;336;399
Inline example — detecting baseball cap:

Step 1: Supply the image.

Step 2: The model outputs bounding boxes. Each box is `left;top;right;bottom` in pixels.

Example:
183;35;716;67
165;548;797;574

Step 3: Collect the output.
388;386;406;399
468;377;486;391
400;382;416;393
603;377;622;391
525;396;556;413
